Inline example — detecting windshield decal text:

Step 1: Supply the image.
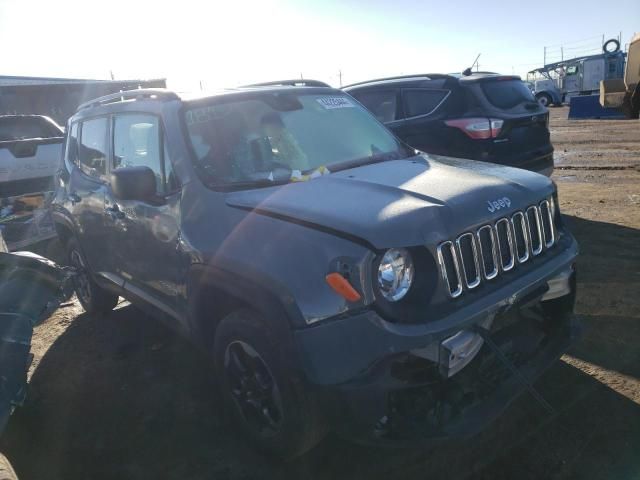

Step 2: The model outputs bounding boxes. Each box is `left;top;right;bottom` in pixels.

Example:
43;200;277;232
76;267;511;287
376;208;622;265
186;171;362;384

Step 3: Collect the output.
316;97;355;109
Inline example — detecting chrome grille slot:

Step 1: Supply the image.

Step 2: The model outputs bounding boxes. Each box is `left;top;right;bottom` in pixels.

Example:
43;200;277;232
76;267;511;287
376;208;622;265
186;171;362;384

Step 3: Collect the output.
511;212;530;263
526;206;543;255
436;196;557;299
456;233;481;289
476;225;498;280
437;241;463;298
539;199;555;248
495;218;515;271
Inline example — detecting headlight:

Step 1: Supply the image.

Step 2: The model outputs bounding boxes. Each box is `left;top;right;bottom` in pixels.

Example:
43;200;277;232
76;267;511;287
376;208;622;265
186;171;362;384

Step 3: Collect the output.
377;248;414;302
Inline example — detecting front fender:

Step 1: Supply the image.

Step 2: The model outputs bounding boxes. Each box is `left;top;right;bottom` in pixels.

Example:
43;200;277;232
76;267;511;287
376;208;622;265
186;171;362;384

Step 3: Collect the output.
183;207;375;328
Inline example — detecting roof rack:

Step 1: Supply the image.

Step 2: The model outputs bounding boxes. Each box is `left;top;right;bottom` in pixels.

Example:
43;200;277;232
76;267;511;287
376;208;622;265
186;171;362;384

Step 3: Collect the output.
240;79;331;88
342;74;452;89
77;88;179;111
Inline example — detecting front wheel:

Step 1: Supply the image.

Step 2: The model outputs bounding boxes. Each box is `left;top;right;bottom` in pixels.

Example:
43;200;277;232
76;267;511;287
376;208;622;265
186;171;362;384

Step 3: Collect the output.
213;309;326;459
536;92;552;107
67;238;119;314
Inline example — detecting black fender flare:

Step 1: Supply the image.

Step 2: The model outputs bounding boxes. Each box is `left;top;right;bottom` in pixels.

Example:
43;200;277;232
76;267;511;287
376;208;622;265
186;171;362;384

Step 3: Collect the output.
186;263;305;351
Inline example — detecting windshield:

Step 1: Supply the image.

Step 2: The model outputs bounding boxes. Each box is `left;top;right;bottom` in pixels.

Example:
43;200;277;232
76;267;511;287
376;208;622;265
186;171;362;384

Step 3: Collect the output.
184;92;408;188
480;79;536;109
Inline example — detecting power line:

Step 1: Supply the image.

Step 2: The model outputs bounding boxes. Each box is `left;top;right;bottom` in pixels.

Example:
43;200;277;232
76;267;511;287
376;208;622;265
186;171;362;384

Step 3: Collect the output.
544;34;604;48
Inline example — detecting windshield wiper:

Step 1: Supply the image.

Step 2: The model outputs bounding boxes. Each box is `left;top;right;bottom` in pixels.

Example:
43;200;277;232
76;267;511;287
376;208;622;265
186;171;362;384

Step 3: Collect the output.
209;177;292;191
327;149;412;173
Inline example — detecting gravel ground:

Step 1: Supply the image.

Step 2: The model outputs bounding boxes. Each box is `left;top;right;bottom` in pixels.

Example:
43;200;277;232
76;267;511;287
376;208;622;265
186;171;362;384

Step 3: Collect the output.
1;107;639;479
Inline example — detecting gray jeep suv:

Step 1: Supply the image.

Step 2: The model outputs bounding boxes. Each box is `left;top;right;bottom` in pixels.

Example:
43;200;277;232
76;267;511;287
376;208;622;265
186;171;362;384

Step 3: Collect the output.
52;84;579;458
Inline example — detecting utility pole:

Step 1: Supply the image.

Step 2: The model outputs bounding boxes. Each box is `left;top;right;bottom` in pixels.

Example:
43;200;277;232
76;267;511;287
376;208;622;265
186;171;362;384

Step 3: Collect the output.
338;69;342;87
561;46;564;61
544;46;546;66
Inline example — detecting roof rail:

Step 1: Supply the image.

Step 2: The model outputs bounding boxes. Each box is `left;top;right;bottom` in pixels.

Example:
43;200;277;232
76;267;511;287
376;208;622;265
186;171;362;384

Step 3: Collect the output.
240;79;331;88
77;88;179;111
342;73;457;89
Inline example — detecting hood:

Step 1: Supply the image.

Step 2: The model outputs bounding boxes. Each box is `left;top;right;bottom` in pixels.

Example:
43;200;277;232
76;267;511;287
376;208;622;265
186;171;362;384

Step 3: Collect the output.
225;155;555;249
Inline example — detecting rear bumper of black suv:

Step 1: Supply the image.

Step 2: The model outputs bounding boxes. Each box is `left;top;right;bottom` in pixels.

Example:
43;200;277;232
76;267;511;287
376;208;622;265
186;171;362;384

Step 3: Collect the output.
479;145;554;177
293;236;578;444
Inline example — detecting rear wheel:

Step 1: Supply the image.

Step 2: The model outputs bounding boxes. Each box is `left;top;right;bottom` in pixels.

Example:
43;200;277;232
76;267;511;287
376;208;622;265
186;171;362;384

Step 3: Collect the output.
213;309;326;459
67;238;119;314
536;92;552;107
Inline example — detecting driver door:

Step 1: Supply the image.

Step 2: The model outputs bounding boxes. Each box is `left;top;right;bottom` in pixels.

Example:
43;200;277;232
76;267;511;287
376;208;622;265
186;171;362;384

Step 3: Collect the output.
105;113;187;329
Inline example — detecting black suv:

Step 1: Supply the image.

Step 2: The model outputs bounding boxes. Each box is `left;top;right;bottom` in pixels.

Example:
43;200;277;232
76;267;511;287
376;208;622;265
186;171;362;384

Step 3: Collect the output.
344;74;554;176
52;84;578;458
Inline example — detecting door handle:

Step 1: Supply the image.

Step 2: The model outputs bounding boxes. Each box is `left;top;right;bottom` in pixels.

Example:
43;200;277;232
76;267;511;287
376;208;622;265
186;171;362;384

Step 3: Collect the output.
105;205;125;220
69;192;81;204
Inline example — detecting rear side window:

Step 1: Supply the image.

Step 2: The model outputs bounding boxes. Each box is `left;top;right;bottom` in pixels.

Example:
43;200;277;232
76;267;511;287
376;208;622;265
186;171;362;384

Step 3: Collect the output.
78;118;108;179
350;90;398;123
480;80;535;109
403;89;449;117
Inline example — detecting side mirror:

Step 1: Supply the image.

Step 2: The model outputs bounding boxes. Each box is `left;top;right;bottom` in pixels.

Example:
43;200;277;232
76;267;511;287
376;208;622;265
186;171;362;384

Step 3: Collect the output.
110;166;157;202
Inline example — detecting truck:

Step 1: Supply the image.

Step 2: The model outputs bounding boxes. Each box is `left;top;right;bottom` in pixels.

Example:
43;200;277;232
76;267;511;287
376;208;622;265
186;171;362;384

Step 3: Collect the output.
600;33;640;118
0;115;63;250
527;40;626;106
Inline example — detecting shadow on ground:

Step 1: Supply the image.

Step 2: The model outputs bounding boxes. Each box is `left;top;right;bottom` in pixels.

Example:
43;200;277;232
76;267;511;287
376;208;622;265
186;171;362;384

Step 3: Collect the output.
1;215;639;479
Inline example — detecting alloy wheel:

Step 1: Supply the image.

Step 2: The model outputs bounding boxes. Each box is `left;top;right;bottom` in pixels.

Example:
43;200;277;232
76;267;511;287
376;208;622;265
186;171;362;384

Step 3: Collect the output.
224;340;284;437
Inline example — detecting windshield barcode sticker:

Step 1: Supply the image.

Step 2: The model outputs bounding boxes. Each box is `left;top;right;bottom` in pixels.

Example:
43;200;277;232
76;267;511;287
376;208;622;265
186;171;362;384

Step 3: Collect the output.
316;97;355;109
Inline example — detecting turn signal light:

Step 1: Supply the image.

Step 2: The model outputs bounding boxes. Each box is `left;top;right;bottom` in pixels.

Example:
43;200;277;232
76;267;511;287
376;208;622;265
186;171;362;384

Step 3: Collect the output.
325;273;362;302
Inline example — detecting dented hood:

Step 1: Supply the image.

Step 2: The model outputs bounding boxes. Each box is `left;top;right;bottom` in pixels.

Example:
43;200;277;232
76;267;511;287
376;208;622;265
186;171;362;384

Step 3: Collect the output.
226;155;555;249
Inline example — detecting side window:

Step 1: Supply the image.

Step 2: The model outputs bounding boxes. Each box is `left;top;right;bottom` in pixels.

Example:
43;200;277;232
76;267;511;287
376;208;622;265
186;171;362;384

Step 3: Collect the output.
351;90;398;123
403;89;449;118
78;118;108;179
66;122;79;166
112;114;174;195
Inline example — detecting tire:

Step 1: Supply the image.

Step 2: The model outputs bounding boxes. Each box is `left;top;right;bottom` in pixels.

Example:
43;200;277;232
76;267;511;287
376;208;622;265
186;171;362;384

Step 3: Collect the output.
603;38;620;53
536;92;552;107
213;309;327;459
0;453;18;480
66;237;119;314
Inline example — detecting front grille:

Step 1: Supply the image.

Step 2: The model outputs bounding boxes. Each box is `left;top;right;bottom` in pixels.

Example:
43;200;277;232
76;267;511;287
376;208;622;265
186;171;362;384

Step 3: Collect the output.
437;197;557;298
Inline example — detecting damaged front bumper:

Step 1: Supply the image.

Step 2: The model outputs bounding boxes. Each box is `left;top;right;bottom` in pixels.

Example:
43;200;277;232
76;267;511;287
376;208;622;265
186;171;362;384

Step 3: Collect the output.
294;238;579;444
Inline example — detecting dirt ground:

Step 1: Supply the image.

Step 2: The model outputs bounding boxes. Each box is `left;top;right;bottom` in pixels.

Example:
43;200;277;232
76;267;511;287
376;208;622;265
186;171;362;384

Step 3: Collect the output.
1;107;639;479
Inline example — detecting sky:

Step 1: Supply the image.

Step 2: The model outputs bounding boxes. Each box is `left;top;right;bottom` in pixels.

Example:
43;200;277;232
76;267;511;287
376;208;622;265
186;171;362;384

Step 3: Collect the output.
1;0;638;91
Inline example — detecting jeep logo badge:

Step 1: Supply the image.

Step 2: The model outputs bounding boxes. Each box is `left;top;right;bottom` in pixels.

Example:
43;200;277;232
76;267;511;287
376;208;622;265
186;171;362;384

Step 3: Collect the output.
487;197;512;213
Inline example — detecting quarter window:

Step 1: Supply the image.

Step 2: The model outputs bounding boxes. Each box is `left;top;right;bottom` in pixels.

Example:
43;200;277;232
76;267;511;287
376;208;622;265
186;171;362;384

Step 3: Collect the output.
403;89;448;117
112;114;174;195
78;117;108;179
350;90;398;123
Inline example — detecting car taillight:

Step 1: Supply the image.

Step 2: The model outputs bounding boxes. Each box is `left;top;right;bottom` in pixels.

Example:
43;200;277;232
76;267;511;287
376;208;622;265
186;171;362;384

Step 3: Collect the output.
445;118;504;139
